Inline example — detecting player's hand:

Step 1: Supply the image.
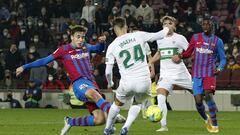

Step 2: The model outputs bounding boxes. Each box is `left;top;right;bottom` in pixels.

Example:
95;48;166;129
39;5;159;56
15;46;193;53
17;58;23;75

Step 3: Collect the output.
107;87;113;92
214;68;221;75
98;35;106;43
172;55;182;64
16;66;24;77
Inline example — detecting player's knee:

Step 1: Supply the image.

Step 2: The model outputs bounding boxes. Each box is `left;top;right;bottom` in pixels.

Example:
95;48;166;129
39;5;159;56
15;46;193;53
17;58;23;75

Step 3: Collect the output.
94;115;105;125
86;89;102;101
115;98;124;106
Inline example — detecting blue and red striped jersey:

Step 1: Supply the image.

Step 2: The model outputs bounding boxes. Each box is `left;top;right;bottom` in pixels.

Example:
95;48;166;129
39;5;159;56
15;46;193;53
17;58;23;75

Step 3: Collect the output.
181;33;226;77
23;42;105;82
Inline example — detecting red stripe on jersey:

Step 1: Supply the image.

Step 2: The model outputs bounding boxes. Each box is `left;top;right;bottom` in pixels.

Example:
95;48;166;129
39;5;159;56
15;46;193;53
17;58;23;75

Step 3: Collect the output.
84;116;88;125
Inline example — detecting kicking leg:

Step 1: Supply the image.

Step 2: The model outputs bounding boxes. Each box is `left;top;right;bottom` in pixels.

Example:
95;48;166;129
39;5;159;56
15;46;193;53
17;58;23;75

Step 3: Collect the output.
156;88;169;132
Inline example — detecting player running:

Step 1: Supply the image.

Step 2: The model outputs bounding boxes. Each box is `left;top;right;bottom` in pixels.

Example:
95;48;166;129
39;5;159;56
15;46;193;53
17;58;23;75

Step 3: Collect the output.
16;26;124;135
172;16;226;133
103;17;169;135
149;16;192;132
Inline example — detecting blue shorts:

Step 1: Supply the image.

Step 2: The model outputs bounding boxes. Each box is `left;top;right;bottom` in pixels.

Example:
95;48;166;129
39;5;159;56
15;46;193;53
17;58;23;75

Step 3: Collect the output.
72;77;98;102
192;77;216;96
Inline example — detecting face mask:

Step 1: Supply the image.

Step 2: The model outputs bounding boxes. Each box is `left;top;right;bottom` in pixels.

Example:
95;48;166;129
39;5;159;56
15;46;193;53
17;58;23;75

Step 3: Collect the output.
50;26;55;30
38;22;43;26
21;29;25;33
48;76;53;81
112;10;117;14
63;35;68;39
3;32;8;36
19;4;23;8
188;10;192;14
224;46;228;50
125;14;129;17
33;38;39;43
92;36;97;40
173;9;177;13
198;18;203;23
28;21;32;26
233;39;238;43
229;61;235;65
18;21;23;26
29;48;36;53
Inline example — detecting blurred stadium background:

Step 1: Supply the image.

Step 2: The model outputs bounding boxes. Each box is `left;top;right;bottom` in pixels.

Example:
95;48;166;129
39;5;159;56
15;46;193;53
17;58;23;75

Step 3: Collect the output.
0;0;240;134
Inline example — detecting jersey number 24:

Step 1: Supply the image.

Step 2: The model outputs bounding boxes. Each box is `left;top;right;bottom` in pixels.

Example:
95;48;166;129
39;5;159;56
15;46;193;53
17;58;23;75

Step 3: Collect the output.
119;44;144;69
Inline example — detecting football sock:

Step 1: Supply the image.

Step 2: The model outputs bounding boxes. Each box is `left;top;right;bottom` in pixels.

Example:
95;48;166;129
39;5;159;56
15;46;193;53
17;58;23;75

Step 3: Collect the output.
157;94;167;126
68;115;94;126
96;98;111;113
196;103;208;120
105;102;120;129
207;100;218;126
122;104;141;130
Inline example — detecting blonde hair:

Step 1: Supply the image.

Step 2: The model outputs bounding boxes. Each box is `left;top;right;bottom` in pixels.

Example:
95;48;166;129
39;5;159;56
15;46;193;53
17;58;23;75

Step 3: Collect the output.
160;16;177;24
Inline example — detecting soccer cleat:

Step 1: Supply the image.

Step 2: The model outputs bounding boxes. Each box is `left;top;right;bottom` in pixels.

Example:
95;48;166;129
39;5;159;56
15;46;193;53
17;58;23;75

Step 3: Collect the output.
206;114;213;132
156;126;168;132
103;126;116;135
119;127;128;135
115;114;126;123
60;117;71;135
209;126;219;133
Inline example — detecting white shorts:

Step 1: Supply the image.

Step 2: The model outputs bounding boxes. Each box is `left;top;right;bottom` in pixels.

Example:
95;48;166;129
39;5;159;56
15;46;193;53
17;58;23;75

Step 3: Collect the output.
116;78;151;104
157;74;192;93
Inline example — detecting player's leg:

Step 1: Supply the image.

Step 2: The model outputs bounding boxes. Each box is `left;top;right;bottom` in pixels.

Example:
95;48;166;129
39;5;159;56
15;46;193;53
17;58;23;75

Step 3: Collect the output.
203;77;219;133
104;97;124;135
72;78;111;113
155;78;172;132
156;88;169;132
192;78;208;121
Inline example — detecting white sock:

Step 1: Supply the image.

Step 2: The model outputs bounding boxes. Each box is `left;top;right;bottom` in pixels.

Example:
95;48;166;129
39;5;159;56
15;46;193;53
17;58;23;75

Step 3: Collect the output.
122;104;141;130
105;102;120;129
157;94;167;127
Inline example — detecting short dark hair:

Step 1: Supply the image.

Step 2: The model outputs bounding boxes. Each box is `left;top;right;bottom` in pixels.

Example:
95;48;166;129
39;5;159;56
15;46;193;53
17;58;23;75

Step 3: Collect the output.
70;25;87;35
113;17;126;28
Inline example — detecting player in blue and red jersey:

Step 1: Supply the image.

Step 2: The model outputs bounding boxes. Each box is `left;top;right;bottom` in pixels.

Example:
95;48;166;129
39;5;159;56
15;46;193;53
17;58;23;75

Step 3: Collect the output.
16;26;116;135
172;16;226;133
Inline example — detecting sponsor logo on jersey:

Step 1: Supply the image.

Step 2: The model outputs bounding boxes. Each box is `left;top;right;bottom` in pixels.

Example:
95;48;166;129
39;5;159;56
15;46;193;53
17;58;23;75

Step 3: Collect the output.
196;47;213;54
79;84;88;90
71;53;88;59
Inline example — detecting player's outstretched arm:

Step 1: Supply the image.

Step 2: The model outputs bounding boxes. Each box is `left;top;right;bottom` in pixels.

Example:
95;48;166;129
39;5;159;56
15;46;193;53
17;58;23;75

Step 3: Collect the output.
16;55;55;77
86;35;106;53
146;27;169;42
105;64;114;90
215;39;226;74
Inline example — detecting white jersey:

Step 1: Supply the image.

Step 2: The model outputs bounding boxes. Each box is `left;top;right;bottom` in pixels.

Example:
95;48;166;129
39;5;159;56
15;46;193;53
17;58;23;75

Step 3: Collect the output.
157;33;190;77
106;30;167;81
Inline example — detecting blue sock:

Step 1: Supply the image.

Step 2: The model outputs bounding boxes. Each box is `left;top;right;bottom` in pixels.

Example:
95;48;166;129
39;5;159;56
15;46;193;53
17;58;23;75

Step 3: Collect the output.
196;103;207;120
68;115;94;126
96;98;111;113
207;100;218;126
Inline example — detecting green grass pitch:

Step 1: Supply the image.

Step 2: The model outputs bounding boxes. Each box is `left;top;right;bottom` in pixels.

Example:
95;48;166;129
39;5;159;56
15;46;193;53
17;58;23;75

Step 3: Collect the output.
0;109;239;135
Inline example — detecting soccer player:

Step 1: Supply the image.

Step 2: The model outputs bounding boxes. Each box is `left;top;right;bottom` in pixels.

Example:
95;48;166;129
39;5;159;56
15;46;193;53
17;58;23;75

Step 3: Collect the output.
103;17;169;135
149;16;192;132
172;16;226;133
15;26;119;135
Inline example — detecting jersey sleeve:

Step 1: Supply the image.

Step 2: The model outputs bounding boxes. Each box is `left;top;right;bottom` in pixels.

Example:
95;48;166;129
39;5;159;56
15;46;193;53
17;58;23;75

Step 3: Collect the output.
85;43;105;53
139;27;169;42
216;38;226;71
105;45;115;65
181;35;196;58
178;35;189;50
144;42;151;55
52;47;65;59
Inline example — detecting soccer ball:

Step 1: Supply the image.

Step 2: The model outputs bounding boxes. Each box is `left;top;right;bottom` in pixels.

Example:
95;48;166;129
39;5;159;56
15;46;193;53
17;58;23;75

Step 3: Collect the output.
146;105;162;122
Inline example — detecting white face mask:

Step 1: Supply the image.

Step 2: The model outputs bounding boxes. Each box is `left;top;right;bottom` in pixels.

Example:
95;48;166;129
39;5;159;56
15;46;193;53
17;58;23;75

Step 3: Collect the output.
233;49;238;54
21;29;26;33
33;38;39;43
3;32;8;36
224;46;228;50
233;39;238;43
173;9;177;13
48;76;53;81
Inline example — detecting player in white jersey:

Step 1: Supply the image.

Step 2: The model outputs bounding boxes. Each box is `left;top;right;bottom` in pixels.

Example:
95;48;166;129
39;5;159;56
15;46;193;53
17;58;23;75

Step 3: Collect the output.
103;17;169;135
149;16;192;132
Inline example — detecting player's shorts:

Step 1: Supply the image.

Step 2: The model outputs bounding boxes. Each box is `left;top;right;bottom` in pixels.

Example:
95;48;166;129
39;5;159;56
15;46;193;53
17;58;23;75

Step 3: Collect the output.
72;77;99;102
192;77;216;96
156;74;192;93
116;78;151;104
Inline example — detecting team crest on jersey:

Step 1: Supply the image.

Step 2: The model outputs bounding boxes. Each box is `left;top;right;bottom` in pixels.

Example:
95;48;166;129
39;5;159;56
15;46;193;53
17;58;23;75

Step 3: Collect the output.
80;84;88;90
